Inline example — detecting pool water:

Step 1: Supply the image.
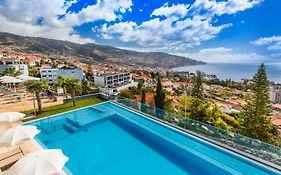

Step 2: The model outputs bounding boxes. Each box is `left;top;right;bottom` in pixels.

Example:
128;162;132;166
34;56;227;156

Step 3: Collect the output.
28;102;280;175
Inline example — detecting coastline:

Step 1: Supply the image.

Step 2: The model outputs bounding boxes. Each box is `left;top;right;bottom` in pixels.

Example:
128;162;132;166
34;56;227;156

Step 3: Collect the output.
171;63;281;83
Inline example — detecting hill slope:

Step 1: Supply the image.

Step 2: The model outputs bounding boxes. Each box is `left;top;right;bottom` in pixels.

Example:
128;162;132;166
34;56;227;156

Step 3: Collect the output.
0;32;205;68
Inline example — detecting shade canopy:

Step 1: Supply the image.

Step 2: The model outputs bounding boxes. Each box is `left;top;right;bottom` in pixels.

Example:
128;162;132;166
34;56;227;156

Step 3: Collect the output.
16;75;40;81
0;76;23;84
0;125;40;147
5;149;69;175
0;112;25;123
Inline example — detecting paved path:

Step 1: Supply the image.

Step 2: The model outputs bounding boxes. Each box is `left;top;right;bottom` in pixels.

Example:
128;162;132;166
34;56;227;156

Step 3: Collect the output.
0;97;65;112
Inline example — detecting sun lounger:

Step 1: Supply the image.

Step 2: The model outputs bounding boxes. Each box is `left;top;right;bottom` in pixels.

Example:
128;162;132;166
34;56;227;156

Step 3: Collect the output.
0;147;24;171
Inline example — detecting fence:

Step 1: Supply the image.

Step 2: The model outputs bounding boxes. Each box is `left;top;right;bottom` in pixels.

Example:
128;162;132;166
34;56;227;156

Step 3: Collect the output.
63;93;104;103
115;98;281;170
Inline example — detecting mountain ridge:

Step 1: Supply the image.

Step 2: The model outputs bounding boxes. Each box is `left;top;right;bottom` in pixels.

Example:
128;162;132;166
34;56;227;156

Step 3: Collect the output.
0;32;205;69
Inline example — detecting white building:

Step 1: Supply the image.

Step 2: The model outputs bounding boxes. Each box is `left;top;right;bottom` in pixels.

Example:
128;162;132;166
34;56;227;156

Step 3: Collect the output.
0;64;29;76
94;72;131;88
270;86;281;104
40;68;84;84
13;64;29;76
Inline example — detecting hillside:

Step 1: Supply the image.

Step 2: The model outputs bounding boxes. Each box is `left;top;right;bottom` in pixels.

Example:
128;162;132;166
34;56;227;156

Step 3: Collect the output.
0;32;205;69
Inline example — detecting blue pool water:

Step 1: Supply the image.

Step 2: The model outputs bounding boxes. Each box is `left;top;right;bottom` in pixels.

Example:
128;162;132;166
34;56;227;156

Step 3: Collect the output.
28;102;280;175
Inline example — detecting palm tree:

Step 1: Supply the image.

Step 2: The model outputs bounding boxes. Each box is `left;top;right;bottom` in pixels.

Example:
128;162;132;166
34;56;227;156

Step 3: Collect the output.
24;80;48;114
1;67;21;76
58;75;67;98
64;78;82;107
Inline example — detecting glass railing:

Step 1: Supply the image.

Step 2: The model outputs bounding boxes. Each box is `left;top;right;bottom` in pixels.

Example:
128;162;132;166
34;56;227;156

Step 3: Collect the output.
114;98;281;169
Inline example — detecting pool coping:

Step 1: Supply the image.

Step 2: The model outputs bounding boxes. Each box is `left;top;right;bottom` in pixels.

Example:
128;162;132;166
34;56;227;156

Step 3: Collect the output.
111;101;281;173
25;100;281;174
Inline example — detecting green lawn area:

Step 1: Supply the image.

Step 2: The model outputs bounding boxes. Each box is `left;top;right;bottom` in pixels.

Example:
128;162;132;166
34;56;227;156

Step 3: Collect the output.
22;98;104;122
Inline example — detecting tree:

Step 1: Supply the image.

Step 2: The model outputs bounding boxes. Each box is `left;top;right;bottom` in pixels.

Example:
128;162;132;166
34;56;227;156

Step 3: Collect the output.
1;66;21;76
191;71;204;99
28;67;40;77
85;69;93;81
24;80;48;114
119;89;134;99
239;64;277;143
211;104;229;130
154;75;165;109
141;89;146;104
151;72;156;80
188;71;211;122
188;97;211;122
137;81;144;93
57;75;68;98
81;79;89;95
64;78;82;107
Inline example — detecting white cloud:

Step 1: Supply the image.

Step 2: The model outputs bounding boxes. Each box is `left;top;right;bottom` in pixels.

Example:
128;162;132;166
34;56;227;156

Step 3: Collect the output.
99;0;261;51
99;11;232;50
191;0;262;17
270;53;281;58
63;0;133;27
199;47;233;53
0;0;133;43
178;47;265;63
151;3;190;17
117;46;266;63
251;36;281;50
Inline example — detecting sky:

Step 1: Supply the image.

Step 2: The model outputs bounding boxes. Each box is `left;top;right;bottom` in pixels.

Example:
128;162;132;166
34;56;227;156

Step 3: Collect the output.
0;0;280;63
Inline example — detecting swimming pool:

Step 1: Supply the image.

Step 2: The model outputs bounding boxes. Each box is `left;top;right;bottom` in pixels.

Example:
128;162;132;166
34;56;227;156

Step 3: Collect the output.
28;102;281;175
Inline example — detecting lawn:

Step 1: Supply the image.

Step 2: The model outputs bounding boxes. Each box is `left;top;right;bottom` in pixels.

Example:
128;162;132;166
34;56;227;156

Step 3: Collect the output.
22;98;104;122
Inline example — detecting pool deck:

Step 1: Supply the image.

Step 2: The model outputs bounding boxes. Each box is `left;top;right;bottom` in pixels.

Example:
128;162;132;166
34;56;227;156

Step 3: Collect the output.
0;120;69;174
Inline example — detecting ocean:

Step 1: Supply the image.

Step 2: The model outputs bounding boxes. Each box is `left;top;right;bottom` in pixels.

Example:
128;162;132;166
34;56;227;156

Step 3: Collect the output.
172;63;281;83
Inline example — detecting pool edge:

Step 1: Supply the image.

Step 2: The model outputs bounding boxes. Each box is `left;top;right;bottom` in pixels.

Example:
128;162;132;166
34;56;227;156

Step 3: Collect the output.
110;100;281;174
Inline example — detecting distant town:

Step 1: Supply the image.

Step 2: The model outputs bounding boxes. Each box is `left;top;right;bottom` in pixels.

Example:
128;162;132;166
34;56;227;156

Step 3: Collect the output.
1;50;281;141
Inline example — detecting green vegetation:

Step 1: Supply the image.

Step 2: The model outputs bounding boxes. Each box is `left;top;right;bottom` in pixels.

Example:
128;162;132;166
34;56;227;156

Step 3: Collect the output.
64;78;82;107
141;88;146;104
239;63;278;144
189;71;210;122
119;89;135;99
22;98;103;122
81;79;89;95
1;66;21;76
154;75;165;109
24;80;48;114
28;67;40;77
178;71;230;130
205;78;248;91
191;71;204;99
84;69;93;81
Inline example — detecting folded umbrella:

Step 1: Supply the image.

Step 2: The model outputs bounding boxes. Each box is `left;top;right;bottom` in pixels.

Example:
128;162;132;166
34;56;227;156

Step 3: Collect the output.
5;149;69;175
0;125;40;147
0;112;25;123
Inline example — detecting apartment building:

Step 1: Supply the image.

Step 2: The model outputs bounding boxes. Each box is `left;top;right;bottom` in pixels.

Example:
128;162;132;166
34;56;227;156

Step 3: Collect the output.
0;64;29;76
270;86;281;104
94;72;131;87
40;68;84;84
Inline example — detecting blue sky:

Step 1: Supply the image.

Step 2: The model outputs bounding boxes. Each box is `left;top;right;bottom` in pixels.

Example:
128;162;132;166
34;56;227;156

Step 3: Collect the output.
0;0;280;63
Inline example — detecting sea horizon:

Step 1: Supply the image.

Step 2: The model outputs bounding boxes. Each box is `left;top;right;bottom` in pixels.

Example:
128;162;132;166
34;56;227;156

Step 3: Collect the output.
172;62;281;83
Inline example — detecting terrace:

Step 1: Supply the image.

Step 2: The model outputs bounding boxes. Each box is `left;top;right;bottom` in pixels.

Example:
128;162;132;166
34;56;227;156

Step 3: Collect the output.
0;98;280;174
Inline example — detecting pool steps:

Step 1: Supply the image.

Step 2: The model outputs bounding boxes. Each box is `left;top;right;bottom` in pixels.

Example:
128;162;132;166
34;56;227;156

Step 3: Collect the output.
63;114;115;133
90;106;106;113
